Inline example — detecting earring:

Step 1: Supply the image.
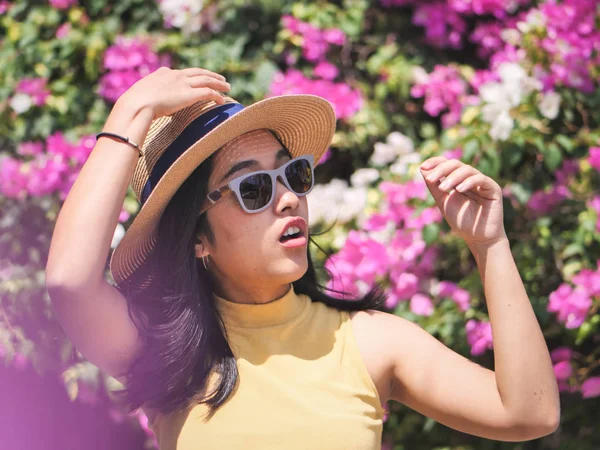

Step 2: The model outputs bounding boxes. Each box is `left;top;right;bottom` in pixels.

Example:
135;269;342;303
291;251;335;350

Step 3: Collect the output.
202;255;209;270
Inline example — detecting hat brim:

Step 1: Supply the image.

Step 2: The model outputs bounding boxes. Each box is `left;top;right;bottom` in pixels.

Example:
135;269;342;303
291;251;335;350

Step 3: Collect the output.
109;94;336;286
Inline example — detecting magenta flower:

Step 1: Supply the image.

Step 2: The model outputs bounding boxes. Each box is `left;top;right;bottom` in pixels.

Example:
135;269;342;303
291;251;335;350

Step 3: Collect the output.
413;2;467;50
410;65;469;128
465;319;493;355
325;231;389;298
553;361;573;381
56;23;71;39
410;293;434;316
17;141;44;157
572;265;600;297
99;37;171;103
527;184;571;217
581;376;600;399
0;158;28;199
588;196;600;232
49;0;76;9
550;346;573;364
281;15;347;63
313;61;339;80
269;69;362;120
588;147;600;172
15;77;50;106
436;281;471;311
548;284;592;329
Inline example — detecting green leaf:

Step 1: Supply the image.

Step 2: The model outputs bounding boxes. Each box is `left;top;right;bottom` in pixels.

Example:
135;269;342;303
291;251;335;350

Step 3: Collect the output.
463;138;479;161
556;134;575;153
543;142;562;171
422;223;440;245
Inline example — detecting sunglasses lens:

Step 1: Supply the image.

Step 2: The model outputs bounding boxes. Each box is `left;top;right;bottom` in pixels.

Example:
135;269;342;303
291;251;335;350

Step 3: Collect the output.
239;174;273;211
285;159;313;194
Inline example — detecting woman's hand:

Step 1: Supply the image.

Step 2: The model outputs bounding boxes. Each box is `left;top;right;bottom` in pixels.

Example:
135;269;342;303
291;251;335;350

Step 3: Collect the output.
419;156;507;248
118;66;231;120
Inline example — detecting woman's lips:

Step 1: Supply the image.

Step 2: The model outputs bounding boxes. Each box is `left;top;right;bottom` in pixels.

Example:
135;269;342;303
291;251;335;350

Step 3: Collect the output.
279;235;308;248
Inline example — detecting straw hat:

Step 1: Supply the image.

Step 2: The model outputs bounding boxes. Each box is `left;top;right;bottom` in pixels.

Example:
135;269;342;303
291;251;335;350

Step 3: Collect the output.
109;94;336;287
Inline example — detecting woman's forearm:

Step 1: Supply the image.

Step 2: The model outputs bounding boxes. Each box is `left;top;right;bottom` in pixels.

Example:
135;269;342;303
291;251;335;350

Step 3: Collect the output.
46;97;154;288
468;238;560;428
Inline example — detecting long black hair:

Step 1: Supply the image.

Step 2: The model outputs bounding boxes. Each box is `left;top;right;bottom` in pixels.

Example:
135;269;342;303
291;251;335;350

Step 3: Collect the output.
113;137;387;419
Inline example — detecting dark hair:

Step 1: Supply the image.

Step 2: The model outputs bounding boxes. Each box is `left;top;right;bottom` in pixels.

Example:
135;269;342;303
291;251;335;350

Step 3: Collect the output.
113;138;387;419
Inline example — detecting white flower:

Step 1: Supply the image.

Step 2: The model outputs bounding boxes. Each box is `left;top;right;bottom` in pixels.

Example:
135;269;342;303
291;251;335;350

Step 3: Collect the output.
389;153;421;176
411;66;429;85
307;179;367;226
370;142;397;166
501;29;521;46
10;93;33;114
538;91;561;120
111;223;126;249
489;110;514;141
386;132;414;154
158;0;205;33
370;131;415;166
350;168;379;187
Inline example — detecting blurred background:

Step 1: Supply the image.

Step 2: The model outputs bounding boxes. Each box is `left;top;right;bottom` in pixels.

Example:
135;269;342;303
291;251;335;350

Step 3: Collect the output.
1;0;599;449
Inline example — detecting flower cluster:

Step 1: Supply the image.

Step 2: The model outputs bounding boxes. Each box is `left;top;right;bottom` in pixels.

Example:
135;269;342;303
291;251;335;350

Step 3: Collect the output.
0;134;131;226
269;69;362;120
547;260;599;329
156;0;223;35
410;65;473;128
526;159;578;217
465;319;493;356
282;15;346;63
9;77;51;115
99;36;171;103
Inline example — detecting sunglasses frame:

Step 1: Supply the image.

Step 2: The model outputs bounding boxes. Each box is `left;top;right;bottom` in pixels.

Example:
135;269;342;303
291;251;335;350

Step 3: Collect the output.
199;154;315;215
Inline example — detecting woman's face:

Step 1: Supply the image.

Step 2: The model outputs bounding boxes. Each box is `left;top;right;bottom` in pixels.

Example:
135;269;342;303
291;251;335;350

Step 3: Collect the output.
197;129;310;298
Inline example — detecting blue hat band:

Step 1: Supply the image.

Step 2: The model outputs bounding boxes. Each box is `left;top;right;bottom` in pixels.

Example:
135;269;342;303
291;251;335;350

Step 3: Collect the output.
140;102;245;206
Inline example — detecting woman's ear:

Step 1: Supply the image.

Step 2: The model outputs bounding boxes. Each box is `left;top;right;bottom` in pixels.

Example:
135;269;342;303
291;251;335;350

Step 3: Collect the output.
195;241;209;259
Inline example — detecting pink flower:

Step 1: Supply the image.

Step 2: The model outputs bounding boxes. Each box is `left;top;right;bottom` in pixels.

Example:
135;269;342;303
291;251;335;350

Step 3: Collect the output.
553;361;573;381
325;231;389;298
548;283;592;329
313;61;339;80
410;65;468;128
49;0;76;9
0;158;28;199
15;77;50;106
99;37;171;103
588;147;600;172
56;23;71;39
17;141;44;157
410;293;434;316
527;184;571;217
413;2;467;50
581;376;600;398
572;265;600;297
269;70;362;120
465;319;493;355
550;346;573;364
588;196;600;232
281;15;346;63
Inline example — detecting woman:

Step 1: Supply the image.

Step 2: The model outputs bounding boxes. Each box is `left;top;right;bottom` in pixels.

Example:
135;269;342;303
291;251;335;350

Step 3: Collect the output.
46;66;560;450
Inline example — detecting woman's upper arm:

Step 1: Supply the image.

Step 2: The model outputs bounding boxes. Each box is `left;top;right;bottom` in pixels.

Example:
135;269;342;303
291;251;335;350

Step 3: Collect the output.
369;310;547;442
46;277;144;380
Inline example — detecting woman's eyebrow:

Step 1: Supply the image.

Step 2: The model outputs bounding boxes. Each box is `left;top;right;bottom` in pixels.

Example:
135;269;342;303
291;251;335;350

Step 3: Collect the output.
218;148;291;184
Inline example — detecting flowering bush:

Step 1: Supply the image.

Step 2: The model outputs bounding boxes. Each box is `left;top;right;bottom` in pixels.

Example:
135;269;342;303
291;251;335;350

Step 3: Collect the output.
1;0;599;449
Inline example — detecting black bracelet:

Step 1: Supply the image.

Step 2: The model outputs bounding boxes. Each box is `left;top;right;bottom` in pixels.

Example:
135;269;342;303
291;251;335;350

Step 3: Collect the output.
96;131;143;157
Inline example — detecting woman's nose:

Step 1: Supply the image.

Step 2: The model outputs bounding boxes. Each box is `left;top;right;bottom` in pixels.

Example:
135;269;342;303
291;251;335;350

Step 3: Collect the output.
274;175;299;212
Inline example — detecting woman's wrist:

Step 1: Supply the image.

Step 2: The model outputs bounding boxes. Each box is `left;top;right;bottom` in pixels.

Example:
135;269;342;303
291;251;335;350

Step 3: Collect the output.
103;96;155;148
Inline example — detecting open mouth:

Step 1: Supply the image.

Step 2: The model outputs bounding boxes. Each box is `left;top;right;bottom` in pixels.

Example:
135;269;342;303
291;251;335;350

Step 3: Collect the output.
279;231;303;243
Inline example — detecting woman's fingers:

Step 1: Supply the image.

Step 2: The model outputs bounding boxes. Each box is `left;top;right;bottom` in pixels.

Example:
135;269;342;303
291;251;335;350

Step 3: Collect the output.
436;165;478;192
179;67;227;81
187;75;231;92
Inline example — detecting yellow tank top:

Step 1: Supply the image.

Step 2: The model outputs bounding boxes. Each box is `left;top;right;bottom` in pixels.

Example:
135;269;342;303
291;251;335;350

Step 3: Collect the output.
146;284;384;449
